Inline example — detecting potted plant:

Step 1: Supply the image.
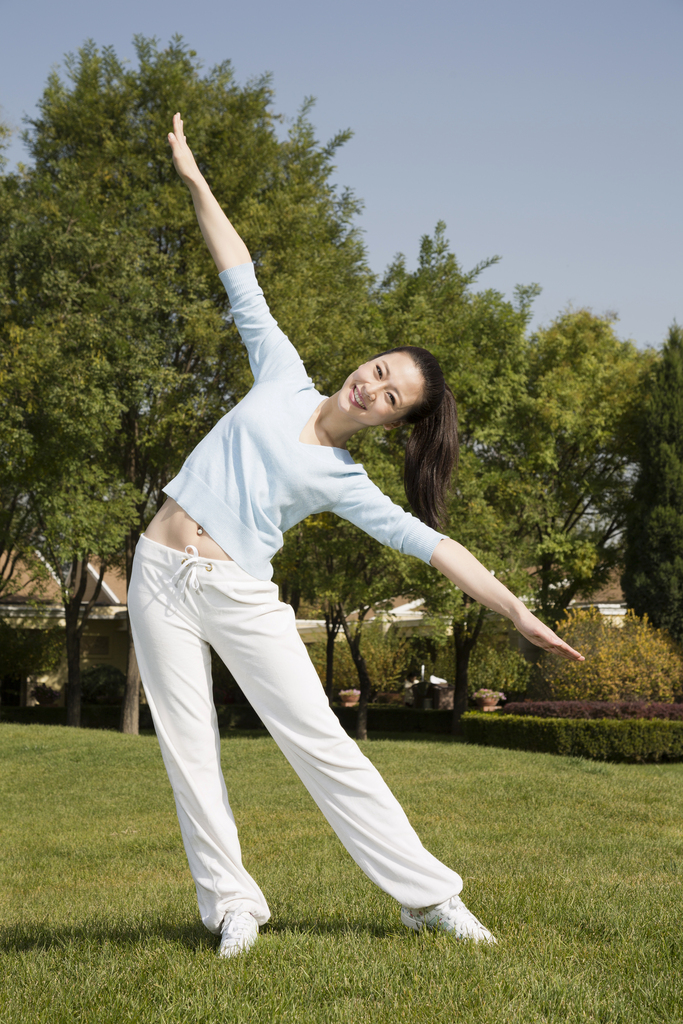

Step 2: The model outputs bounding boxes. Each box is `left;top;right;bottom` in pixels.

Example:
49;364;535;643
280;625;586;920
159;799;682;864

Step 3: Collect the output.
339;688;360;708
472;688;506;711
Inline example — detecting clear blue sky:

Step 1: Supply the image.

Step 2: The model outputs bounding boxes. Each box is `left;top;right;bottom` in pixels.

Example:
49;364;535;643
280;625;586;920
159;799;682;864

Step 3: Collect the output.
1;0;681;347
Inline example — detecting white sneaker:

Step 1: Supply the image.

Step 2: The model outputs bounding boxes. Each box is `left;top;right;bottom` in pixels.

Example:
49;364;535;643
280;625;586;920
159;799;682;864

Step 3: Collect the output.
218;910;259;958
401;895;497;944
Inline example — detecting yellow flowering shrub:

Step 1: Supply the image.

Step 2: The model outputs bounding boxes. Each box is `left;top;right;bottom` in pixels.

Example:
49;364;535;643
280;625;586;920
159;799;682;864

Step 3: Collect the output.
535;608;683;702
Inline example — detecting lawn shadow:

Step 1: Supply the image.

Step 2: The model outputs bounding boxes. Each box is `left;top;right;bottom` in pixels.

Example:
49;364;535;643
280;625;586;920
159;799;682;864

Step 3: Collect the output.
1;913;402;953
263;906;404;940
0;917;211;955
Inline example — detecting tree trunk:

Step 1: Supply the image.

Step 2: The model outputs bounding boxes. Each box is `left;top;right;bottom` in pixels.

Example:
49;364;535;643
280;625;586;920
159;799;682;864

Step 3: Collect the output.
323;605;342;704
451;640;471;735
64;603;82;728
354;662;372;741
120;626;140;734
338;605;372;741
120;525;142;734
450;602;487;735
325;627;336;703
63;555;91;728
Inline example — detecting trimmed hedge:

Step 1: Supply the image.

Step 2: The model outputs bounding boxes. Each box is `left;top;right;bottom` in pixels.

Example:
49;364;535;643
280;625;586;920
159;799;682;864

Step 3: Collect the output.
0;703;455;736
0;705;137;730
333;705;452;734
0;708;132;733
461;711;683;763
503;700;683;720
0;704;265;732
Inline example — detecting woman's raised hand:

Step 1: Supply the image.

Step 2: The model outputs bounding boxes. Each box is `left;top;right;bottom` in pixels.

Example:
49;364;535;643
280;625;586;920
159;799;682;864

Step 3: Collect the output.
166;111;251;271
512;606;584;661
168;112;202;187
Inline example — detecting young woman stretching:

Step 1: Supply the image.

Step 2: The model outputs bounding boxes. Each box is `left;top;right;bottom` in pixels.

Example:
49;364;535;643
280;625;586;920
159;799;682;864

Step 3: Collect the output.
129;113;583;959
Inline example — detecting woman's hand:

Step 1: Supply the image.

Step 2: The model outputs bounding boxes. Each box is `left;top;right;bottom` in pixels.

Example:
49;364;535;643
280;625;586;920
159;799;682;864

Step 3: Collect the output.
165;112;250;271
168;112;202;187
512;606;584;661
431;539;584;661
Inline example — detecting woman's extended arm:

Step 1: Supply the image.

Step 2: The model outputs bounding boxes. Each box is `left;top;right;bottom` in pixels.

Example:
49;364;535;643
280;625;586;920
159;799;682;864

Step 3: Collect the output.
168;112;250;273
431;538;584;661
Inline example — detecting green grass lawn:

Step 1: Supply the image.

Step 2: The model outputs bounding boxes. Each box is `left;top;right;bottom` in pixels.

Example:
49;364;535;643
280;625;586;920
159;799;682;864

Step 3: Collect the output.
0;723;681;1024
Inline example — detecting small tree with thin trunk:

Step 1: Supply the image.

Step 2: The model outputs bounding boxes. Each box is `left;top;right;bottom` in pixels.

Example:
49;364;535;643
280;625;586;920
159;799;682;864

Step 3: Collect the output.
31;466;137;727
274;511;409;740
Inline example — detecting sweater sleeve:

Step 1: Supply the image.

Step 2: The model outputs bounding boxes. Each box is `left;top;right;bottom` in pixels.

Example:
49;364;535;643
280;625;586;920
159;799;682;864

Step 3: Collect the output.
219;263;309;385
332;467;447;565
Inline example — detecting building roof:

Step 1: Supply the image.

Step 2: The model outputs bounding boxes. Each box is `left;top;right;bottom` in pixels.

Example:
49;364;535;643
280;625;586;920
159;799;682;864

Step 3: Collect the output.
1;556;127;607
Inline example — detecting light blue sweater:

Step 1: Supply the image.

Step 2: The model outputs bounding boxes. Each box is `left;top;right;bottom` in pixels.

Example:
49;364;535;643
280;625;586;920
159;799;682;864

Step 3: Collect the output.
163;262;446;580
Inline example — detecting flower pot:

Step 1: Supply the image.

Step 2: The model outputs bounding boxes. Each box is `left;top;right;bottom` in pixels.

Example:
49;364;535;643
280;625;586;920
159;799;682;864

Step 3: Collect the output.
476;698;499;712
340;697;359;708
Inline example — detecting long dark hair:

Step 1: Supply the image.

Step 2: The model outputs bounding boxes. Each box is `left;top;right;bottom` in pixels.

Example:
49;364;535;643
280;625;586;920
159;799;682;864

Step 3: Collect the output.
375;346;459;530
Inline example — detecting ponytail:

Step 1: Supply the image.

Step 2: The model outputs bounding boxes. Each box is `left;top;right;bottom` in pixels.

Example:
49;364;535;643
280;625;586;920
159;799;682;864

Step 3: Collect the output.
375;346;459;530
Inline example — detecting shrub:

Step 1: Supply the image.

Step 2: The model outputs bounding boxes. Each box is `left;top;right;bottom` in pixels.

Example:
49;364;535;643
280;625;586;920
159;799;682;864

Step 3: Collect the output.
80;665;126;705
469;643;531;699
0;620;63;678
534;608;683;702
503;700;683;720
461;711;683;762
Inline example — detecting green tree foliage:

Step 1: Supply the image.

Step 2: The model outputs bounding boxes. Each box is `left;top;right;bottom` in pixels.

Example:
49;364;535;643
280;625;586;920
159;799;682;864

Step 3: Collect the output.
498;310;652;624
374;230;652;726
377;224;535;726
622;323;683;642
6;36;373;731
533;608;683;702
1;170;140;725
0;127;53;603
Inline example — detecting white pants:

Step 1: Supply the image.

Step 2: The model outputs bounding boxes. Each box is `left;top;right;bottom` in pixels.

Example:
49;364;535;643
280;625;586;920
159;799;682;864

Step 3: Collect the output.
128;535;462;933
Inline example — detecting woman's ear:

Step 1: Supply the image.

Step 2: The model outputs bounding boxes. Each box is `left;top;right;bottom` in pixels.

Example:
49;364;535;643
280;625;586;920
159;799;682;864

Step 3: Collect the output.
383;420;405;432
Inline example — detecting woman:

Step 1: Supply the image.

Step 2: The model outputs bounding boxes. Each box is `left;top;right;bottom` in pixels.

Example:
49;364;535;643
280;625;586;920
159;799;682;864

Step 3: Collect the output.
129;113;583;959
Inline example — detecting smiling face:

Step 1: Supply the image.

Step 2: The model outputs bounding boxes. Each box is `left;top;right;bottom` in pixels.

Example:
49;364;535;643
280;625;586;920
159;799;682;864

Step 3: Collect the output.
338;351;425;429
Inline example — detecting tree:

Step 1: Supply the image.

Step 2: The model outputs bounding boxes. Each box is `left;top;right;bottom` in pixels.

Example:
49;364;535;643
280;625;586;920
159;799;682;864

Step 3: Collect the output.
497;309;653;624
1;162;141;726
275;518;345;703
17;36;373;732
622;323;683;642
376;230;653;727
30;467;136;727
377;225;535;728
274;509;409;740
403;447;529;729
0;131;53;604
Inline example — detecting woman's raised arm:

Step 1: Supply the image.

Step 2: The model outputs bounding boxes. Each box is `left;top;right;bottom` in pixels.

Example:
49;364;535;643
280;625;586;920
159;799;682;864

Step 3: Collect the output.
430;538;584;661
168;112;250;273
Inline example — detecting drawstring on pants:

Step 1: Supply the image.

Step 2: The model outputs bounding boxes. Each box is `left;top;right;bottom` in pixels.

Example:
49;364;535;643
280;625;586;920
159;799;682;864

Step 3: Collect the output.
170;545;213;597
